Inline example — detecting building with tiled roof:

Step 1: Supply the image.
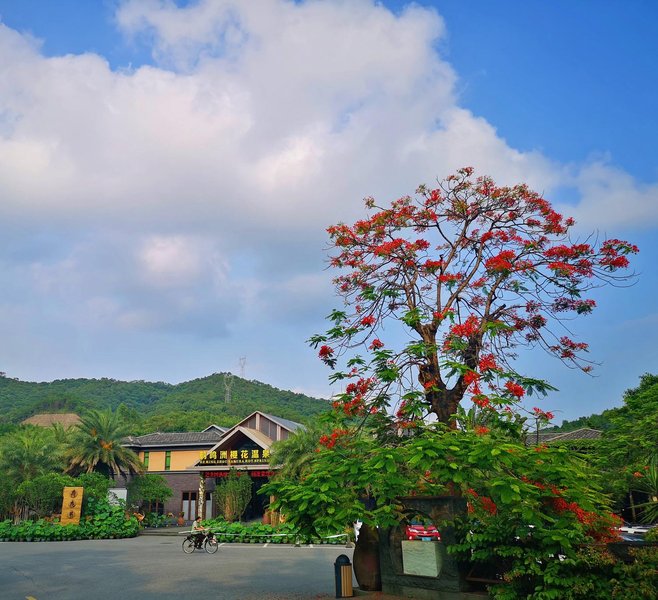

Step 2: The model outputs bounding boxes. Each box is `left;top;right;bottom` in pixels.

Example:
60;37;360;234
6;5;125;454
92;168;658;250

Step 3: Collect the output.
124;425;227;449
527;427;602;447
122;412;303;522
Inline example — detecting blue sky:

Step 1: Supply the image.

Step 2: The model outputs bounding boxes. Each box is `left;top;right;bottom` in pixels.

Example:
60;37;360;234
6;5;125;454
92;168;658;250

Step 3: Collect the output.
0;0;657;424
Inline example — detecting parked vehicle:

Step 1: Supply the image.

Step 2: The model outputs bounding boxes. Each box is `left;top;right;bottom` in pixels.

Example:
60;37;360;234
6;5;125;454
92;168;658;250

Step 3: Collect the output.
405;522;440;541
618;522;656;541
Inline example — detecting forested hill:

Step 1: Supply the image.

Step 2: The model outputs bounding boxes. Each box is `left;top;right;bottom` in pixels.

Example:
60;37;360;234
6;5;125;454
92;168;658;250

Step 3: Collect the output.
544;411;613;433
0;373;330;432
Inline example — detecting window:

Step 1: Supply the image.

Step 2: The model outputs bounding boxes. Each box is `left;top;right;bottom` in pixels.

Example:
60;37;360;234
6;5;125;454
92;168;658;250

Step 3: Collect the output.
165;451;171;471
143;451;149;469
145;500;164;516
181;491;197;520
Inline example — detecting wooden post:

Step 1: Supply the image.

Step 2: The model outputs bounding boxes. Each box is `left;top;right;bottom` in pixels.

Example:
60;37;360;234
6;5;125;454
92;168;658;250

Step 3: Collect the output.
198;475;206;520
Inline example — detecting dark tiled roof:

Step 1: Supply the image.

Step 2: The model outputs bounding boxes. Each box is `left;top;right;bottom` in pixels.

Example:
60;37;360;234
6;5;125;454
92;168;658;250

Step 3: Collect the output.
528;428;602;445
124;430;225;448
260;412;304;432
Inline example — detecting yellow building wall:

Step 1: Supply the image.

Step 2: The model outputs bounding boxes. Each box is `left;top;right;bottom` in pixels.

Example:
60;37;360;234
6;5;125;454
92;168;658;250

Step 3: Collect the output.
140;449;208;472
171;450;204;470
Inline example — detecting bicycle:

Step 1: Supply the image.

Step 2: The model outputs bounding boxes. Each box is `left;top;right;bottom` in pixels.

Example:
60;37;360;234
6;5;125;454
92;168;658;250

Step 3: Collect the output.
182;530;218;554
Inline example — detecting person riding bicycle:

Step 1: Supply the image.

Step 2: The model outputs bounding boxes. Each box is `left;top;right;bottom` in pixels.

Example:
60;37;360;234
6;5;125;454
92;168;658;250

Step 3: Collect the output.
191;517;207;548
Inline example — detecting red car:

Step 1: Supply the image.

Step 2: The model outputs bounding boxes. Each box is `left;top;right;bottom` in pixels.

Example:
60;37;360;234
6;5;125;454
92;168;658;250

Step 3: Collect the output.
405;522;441;541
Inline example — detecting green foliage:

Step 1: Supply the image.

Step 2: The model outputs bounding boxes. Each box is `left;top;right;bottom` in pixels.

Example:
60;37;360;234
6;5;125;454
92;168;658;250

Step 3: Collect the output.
0;372;329;430
632;454;658;523
199;518;344;545
268;423;327;480
264;417;637;598
127;474;173;510
0;425;68;484
65;409;143;477
594;373;658;504
76;472;113;504
0;498;139;541
141;512;171;528
544;412;613;433
16;473;73;519
214;469;252;522
607;546;658;600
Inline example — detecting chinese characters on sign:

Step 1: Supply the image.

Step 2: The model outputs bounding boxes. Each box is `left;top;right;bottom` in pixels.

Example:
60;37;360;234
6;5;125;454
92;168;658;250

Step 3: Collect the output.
60;486;84;526
198;446;270;466
203;470;276;478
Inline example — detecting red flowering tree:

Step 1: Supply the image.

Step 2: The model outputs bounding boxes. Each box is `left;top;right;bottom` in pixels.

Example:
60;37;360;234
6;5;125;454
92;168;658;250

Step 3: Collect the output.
311;167;637;427
264;169;642;597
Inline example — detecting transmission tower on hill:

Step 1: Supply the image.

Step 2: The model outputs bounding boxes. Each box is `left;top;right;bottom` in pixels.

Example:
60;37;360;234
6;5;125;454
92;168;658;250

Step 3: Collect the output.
239;356;247;379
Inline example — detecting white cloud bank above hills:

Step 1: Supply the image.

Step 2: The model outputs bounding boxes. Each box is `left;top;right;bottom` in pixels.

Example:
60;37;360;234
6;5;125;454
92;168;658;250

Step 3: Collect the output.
0;0;655;385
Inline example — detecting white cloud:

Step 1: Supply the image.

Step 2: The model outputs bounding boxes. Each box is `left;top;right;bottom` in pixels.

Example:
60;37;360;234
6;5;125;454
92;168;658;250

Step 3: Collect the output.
572;160;658;230
0;0;654;387
139;235;207;287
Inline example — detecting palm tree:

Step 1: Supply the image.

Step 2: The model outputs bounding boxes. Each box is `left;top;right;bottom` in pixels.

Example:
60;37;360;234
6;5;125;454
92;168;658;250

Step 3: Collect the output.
269;424;323;481
0;426;68;521
65;409;143;479
0;426;66;483
635;454;658;524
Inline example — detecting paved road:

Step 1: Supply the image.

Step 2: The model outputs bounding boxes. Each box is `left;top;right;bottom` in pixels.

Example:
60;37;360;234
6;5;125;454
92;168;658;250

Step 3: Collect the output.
0;537;356;600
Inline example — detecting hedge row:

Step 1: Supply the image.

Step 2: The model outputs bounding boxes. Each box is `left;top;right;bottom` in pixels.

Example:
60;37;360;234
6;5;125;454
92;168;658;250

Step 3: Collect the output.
0;501;139;542
201;519;350;545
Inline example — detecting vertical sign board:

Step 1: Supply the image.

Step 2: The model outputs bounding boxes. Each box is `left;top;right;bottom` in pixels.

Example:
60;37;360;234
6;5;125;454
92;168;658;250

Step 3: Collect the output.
60;487;84;526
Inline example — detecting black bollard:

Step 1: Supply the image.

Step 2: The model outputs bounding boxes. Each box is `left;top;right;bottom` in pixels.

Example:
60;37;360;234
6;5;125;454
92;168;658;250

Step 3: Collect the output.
334;554;353;598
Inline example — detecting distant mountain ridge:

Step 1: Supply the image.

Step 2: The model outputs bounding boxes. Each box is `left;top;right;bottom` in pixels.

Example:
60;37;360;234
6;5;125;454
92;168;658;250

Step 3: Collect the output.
0;373;330;431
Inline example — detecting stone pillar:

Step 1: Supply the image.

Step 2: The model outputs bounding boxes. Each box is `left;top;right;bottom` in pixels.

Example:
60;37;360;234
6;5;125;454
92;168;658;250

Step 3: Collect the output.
378;496;472;599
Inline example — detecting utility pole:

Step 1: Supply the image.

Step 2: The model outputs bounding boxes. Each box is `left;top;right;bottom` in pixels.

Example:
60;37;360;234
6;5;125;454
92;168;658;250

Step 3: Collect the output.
224;372;234;403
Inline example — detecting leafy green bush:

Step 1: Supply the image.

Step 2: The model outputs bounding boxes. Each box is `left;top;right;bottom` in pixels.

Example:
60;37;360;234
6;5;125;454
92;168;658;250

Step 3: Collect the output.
127;474;173;513
16;473;74;519
141;512;169;528
199;518;343;545
609;546;658;599
0;498;138;541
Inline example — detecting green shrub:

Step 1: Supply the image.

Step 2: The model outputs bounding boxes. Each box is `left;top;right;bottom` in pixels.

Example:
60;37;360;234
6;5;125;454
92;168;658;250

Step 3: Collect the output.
16;473;74;519
195;518;344;545
0;498;138;542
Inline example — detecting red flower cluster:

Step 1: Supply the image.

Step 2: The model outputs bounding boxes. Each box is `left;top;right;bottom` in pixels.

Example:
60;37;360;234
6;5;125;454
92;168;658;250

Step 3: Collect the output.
318;345;334;359
474;425;490;436
360;315;376;327
369;338;384;350
319;429;349;449
478;354;498;372
533;407;555;421
450;315;480;338
438;273;461;284
550;337;588;360
485;250;516;272
599;239;639;271
473;395;490;408
465;488;497;514
373;238;405;256
504;381;525;398
423;259;445;272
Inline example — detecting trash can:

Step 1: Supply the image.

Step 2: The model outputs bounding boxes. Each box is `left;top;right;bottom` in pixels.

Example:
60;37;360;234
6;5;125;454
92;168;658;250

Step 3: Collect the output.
334;554;353;598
